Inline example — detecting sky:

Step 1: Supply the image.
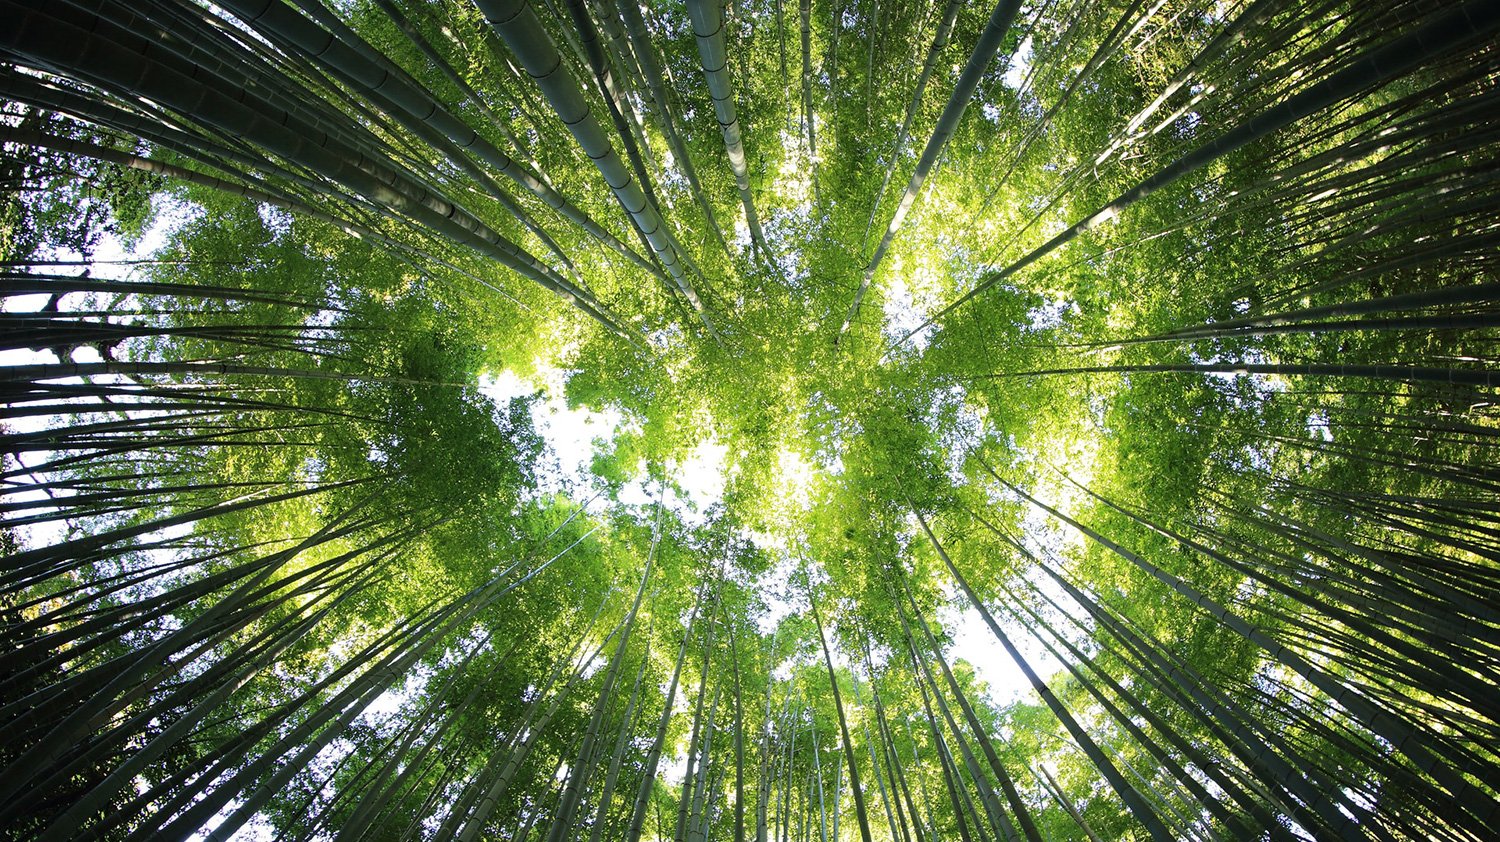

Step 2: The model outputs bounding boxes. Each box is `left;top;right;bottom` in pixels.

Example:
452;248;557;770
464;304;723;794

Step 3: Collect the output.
0;222;176;550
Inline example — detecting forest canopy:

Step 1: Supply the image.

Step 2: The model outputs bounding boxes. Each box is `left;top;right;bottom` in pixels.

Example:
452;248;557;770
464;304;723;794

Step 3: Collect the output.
3;0;1499;840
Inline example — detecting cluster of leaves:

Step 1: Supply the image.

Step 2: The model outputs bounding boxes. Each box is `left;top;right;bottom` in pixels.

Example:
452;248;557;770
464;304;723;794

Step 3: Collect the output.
4;0;1499;839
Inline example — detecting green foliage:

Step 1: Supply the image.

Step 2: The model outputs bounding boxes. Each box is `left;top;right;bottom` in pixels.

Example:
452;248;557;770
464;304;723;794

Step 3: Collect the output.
5;1;1499;840
1;110;162;262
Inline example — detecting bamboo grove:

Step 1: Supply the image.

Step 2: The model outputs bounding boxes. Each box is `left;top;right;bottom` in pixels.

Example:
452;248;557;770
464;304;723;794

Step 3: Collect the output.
1;0;1497;838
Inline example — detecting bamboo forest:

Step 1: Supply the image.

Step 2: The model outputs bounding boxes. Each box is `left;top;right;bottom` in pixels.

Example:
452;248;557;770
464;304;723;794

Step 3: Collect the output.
3;0;1499;839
